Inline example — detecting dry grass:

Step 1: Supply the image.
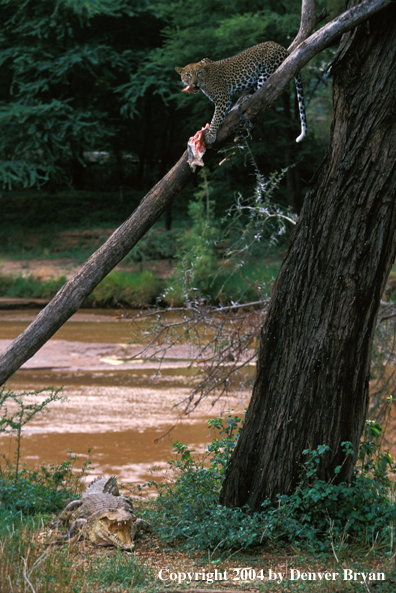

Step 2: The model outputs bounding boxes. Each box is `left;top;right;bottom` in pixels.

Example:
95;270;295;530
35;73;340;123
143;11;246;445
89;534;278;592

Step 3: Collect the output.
0;512;394;593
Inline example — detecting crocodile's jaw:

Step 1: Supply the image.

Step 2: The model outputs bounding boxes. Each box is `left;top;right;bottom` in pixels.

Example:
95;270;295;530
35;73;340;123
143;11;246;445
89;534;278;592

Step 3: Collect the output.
88;509;136;549
91;518;134;549
107;518;134;549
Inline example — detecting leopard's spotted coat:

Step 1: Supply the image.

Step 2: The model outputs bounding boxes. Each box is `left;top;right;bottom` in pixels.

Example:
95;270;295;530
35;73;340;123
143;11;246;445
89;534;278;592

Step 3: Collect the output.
175;41;307;144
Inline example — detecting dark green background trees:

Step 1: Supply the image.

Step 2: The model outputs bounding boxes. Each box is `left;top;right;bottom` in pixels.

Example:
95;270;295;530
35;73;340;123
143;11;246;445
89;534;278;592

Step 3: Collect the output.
0;0;162;190
0;0;341;223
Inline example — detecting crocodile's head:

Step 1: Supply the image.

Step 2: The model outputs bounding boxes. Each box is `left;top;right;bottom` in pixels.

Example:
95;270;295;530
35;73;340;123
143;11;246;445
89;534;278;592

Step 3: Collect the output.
89;509;136;549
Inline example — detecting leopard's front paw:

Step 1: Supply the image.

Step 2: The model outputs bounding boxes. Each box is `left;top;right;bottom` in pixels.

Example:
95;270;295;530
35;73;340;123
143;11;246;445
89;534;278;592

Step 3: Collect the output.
204;128;216;145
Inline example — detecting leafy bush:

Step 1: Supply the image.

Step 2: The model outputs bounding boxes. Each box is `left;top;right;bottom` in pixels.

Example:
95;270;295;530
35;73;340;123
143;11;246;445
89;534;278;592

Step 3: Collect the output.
163;167;293;306
0;453;89;516
85;270;163;307
164;179;219;306
0;269;164;306
122;226;181;263
204;260;281;303
0;273;67;299
144;415;395;553
265;432;395;550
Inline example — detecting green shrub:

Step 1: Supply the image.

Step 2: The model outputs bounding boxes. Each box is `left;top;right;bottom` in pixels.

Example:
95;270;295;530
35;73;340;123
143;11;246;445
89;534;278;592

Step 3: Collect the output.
85;270;163;307
122;226;181;263
0;453;88;516
265;433;395;550
163;174;221;306
0;269;164;306
163;169;288;305
144;415;395;553
0;273;66;299
205;260;281;303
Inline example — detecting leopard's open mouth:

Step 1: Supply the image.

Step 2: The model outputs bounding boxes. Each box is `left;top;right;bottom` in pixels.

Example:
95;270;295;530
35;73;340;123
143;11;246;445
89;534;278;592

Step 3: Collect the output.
182;85;199;94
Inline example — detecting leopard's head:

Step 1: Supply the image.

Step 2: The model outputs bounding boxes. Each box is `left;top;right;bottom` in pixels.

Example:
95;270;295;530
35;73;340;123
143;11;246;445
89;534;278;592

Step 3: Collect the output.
175;59;212;94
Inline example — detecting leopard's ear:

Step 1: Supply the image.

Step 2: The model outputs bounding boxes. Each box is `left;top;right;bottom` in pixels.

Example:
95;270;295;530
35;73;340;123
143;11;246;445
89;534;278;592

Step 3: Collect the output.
175;67;183;74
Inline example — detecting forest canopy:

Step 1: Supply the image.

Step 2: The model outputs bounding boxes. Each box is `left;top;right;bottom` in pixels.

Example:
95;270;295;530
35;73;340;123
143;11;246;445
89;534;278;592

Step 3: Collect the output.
0;0;342;214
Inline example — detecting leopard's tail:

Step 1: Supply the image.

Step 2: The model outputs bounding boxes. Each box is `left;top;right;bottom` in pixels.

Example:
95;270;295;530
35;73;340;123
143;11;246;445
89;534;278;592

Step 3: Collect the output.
294;73;307;142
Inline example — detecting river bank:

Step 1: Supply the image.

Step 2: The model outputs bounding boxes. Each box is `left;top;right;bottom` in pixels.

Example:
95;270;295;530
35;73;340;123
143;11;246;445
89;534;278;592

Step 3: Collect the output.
0;255;175;308
0;308;249;489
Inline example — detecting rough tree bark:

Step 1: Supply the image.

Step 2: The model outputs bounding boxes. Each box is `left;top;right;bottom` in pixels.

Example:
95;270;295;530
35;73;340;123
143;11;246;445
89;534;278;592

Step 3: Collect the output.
219;1;396;510
0;0;391;386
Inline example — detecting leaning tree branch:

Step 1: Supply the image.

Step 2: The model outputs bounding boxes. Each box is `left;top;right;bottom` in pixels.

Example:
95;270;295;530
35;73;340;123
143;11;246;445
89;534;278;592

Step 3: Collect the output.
0;0;391;386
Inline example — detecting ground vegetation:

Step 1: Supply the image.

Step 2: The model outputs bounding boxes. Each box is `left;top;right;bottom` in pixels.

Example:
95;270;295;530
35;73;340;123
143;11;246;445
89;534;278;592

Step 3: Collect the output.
0;393;394;591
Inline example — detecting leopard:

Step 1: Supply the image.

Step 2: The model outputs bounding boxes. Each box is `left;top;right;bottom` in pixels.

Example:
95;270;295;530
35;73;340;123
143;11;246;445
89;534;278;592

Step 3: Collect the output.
175;41;307;145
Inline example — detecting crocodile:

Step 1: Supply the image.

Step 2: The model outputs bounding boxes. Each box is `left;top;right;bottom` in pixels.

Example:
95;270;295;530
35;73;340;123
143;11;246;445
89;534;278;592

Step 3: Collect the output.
52;476;151;550
81;475;120;497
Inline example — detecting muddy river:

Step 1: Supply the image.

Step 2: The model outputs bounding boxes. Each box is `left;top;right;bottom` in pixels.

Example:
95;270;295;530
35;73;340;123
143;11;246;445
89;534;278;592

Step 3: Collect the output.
0;310;249;490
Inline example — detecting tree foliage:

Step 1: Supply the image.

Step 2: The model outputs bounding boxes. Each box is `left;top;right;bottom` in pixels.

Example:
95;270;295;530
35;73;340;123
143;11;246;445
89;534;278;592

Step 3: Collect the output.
0;0;341;213
0;0;161;189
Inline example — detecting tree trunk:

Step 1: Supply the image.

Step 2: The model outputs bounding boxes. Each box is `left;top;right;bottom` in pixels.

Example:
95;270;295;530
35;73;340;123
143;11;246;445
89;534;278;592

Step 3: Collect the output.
219;2;396;510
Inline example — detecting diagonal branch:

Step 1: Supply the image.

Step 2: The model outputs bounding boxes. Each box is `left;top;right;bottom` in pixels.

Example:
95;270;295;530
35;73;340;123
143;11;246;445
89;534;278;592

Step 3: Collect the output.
0;0;392;386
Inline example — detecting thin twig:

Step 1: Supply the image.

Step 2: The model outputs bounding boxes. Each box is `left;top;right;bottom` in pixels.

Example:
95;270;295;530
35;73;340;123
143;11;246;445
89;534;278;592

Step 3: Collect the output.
22;551;36;593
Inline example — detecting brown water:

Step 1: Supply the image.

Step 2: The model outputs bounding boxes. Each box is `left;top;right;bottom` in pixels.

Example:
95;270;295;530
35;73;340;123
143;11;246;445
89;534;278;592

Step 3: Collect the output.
0;310;249;490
